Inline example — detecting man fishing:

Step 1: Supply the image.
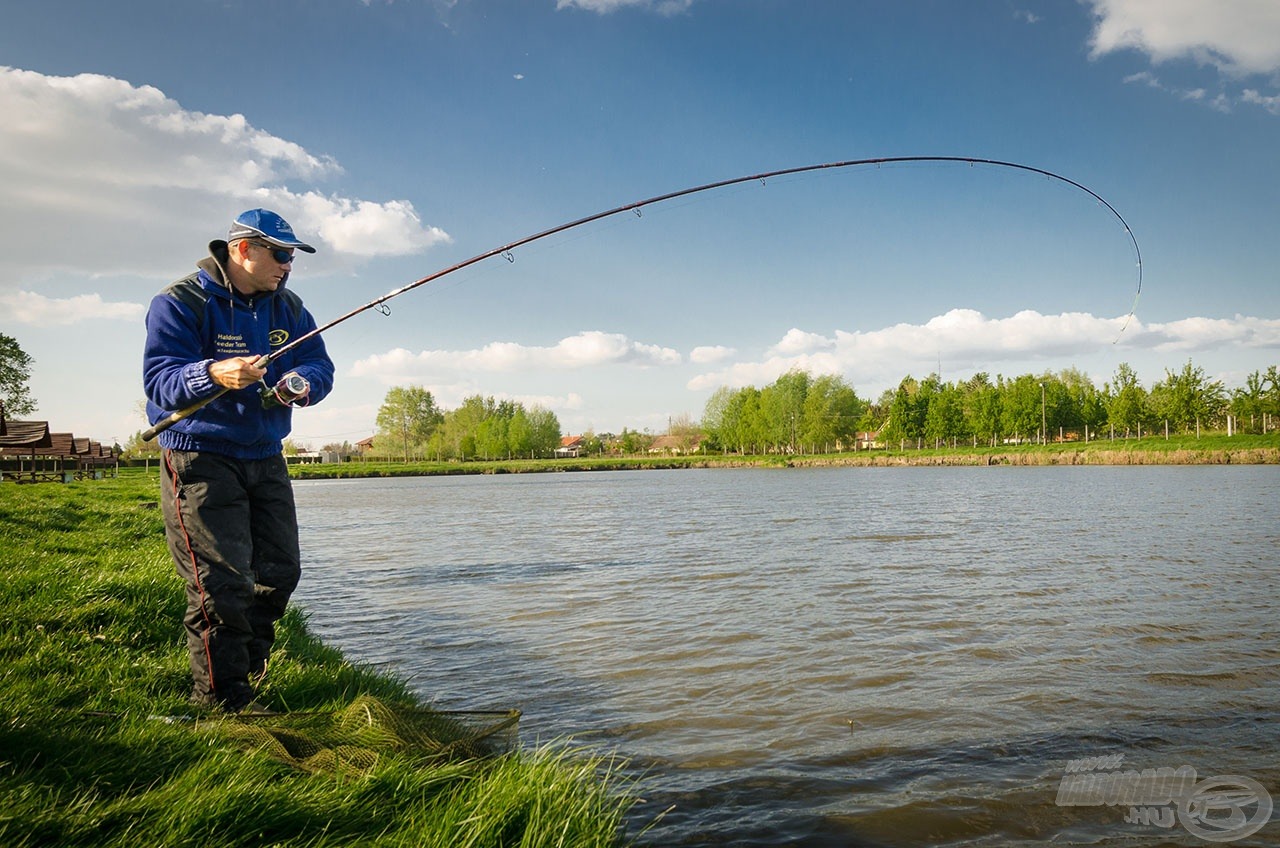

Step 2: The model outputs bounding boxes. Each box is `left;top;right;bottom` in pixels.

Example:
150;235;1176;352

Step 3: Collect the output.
143;209;335;713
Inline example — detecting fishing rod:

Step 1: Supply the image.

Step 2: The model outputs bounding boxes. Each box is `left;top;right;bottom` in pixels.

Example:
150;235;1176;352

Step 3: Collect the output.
142;155;1142;441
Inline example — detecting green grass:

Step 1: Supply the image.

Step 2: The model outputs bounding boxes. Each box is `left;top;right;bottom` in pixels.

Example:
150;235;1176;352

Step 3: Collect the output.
0;477;636;847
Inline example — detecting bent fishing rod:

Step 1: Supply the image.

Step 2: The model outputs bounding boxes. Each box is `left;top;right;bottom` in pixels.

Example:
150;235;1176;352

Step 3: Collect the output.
142;155;1143;441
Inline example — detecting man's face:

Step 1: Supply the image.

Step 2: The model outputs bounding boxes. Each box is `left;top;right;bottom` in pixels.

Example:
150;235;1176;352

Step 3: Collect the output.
232;239;295;295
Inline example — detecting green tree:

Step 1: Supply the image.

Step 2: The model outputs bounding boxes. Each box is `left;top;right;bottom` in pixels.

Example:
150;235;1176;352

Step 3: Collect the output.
525;405;562;457
0;332;36;417
120;430;161;459
479;400;520;458
1001;374;1042;443
740;388;769;454
1251;366;1280;432
879;377;923;446
760;370;810;452
1230;370;1267;433
580;430;604;456
618;427;652;455
1107;362;1148;437
442;395;495;459
1266;366;1280;419
1257;366;1280;432
508;408;534;458
1038;373;1074;442
705;386;763;454
800;374;865;453
962;373;1002;446
924;381;965;447
1150;360;1226;433
424;428;448;460
474;415;509;459
1058;367;1106;440
701;386;734;452
376;386;443;461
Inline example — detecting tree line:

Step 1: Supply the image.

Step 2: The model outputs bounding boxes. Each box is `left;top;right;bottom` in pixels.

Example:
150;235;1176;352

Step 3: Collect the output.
698;361;1280;455
368;359;1278;461
373;386;562;461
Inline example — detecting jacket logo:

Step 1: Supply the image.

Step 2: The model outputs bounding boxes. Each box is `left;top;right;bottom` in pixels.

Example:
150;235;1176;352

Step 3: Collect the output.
269;329;289;346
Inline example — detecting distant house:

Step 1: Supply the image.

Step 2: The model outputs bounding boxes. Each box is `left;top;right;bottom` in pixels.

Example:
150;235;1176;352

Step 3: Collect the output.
854;431;882;450
356;436;376;455
555;435;584;458
647;434;703;455
289;450;343;464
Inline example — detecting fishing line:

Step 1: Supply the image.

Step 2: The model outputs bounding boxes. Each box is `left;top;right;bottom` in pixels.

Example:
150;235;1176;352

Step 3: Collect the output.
143;155;1142;441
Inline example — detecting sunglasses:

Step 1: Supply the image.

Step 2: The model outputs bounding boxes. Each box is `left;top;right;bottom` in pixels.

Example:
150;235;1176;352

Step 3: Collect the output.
249;240;295;264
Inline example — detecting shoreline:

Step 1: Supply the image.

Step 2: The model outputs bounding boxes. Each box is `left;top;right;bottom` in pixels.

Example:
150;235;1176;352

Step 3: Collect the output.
288;443;1280;479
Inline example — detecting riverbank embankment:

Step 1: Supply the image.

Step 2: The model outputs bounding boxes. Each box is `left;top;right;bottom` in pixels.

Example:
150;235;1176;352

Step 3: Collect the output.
288;436;1279;479
780;446;1280;467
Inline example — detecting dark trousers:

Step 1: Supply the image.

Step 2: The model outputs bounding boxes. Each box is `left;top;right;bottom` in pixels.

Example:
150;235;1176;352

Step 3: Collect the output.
161;449;300;709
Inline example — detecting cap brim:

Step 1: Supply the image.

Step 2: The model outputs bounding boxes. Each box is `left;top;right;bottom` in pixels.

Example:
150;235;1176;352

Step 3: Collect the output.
260;236;317;254
228;223;316;253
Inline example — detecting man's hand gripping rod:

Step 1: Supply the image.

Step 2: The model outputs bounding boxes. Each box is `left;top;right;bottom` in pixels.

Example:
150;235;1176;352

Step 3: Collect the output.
142;354;271;441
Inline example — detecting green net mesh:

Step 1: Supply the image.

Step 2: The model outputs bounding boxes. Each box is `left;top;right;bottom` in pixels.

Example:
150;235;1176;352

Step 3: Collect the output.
198;695;521;775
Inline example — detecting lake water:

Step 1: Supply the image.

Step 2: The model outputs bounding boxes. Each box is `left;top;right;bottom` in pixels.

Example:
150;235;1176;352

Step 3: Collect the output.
291;466;1279;847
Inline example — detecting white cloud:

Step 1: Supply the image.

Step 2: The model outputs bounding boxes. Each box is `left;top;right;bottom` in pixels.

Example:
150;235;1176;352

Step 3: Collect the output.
349;330;682;384
0;66;449;284
769;328;835;356
1123;70;1161;87
1123;70;1234;112
687;309;1279;392
1141;314;1280;351
1086;1;1280;114
1;290;145;327
689;345;735;364
298;196;448;257
1242;88;1280;115
1086;0;1280;76
505;391;583;411
556;0;693;15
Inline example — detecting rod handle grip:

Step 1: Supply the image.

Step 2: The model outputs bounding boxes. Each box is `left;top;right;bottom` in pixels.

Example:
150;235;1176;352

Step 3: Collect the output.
141;388;230;442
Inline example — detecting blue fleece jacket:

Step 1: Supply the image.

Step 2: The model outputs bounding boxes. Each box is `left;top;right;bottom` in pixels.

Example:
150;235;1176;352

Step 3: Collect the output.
143;243;335;459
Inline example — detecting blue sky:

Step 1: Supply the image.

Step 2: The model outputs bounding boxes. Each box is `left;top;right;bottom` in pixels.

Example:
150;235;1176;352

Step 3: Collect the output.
2;0;1278;447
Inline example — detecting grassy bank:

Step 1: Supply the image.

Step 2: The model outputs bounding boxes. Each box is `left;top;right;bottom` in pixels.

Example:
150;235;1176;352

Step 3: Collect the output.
0;478;636;847
287;432;1280;479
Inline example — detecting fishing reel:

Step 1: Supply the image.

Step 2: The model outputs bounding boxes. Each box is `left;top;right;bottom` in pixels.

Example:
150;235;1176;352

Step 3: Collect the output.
260;372;310;409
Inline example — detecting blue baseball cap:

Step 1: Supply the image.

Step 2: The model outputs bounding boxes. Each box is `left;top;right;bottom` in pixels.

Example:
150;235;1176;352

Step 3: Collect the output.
227;208;316;253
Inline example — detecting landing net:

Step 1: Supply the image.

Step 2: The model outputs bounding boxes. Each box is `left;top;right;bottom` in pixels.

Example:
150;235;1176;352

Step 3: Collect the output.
198;695;521;775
